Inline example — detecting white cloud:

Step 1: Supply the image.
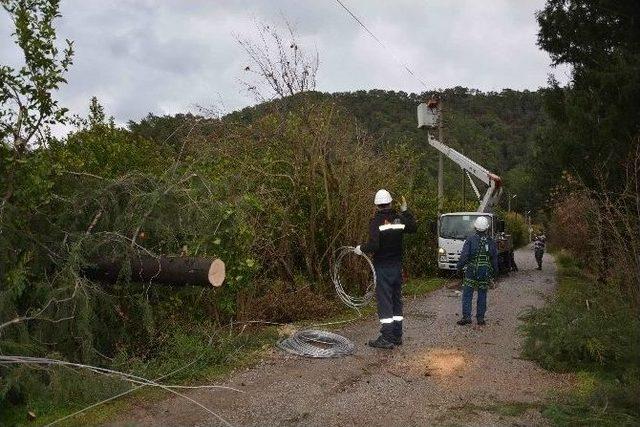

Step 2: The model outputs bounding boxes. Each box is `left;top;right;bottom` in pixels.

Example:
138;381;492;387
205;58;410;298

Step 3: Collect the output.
1;0;569;127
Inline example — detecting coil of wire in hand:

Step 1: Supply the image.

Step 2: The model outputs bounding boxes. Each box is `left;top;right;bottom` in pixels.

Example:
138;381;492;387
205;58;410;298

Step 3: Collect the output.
332;246;377;310
277;329;355;358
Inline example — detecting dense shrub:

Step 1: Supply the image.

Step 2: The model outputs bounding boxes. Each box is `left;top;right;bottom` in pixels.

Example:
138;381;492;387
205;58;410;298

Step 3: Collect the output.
522;252;640;371
521;251;640;424
503;211;528;248
548;152;640;303
521;145;640;426
189;100;423;301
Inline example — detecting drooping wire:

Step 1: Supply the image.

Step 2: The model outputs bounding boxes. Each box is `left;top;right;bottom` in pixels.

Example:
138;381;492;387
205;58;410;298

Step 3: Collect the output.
333;0;430;91
0;355;237;427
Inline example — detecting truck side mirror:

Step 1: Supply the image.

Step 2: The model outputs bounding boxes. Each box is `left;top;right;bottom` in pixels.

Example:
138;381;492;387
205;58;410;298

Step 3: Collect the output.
428;220;437;234
496;220;505;233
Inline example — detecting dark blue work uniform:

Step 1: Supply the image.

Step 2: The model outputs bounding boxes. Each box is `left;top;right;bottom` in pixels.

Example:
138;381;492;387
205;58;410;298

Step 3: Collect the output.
360;208;417;340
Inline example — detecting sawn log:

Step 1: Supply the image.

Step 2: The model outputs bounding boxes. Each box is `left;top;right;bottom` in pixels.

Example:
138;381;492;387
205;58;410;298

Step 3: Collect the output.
83;256;225;287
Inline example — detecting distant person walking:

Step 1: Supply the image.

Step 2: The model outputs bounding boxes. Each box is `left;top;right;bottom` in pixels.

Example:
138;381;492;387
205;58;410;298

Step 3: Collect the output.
456;216;499;326
509;249;518;272
355;189;417;349
533;233;546;270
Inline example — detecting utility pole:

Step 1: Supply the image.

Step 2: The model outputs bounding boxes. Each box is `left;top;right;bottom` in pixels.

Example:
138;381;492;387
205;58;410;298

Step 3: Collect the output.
462;169;466;207
508;193;517;212
437;102;444;212
461;147;466;207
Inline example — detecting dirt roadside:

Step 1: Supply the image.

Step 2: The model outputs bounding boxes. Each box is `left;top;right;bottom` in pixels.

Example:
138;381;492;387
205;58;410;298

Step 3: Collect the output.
108;247;572;427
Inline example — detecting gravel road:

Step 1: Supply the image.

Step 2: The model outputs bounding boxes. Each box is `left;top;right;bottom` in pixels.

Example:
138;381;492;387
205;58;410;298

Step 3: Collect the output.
109;247;572;427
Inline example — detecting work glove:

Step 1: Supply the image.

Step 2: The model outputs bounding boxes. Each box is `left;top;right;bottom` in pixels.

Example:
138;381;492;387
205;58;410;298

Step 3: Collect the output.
354;245;363;256
400;196;407;212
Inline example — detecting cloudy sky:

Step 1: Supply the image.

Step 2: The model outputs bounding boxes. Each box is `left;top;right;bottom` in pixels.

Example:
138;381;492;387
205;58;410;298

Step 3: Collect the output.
1;0;570;125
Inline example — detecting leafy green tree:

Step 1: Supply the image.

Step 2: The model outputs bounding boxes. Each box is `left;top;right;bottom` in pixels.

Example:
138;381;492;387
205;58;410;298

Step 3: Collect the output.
0;0;73;148
0;0;73;210
535;0;640;191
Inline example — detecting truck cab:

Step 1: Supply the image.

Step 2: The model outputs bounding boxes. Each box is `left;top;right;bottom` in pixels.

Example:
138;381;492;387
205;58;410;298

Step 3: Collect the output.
437;212;512;272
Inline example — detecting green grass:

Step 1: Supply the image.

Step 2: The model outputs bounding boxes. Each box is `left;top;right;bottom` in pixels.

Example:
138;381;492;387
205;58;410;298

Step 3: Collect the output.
520;250;640;426
404;277;447;297
488;401;541;417
541;371;640;426
3;276;445;426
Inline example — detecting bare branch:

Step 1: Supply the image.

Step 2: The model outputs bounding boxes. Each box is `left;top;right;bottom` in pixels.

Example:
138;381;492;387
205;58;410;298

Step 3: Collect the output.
236;19;319;100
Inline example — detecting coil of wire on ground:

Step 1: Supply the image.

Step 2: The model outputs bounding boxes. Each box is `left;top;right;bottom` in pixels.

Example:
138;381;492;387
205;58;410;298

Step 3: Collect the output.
277;329;355;358
276;246;375;358
332;246;377;310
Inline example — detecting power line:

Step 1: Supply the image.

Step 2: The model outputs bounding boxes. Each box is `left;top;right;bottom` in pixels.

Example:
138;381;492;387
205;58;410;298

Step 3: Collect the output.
333;0;430;91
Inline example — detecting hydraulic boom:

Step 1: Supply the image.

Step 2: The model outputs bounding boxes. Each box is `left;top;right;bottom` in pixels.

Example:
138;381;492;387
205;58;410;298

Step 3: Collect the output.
427;134;503;213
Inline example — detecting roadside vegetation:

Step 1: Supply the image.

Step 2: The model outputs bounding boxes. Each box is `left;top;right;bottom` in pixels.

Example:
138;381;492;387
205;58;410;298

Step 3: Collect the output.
522;252;640;425
520;2;640;424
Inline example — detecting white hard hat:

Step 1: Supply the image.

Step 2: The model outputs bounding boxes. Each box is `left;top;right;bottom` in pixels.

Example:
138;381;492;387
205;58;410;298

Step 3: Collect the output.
473;216;490;232
374;189;392;205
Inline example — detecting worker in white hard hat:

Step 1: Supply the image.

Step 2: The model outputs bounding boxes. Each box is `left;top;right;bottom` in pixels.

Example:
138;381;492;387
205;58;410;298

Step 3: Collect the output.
455;216;499;326
354;189;417;348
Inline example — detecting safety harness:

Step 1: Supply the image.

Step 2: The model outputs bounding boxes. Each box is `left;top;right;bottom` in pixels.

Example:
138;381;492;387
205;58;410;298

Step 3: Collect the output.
463;236;493;289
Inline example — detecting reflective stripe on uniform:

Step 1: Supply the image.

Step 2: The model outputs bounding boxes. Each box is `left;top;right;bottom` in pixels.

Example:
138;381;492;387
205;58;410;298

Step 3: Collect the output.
379;318;394;324
379;223;406;231
392;316;403;321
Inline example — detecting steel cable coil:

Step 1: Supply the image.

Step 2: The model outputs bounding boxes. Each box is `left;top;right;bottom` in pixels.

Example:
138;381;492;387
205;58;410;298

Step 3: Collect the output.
332;246;377;310
277;329;355;358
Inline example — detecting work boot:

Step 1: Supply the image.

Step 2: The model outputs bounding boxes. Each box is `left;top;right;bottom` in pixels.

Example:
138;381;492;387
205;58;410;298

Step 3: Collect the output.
456;318;472;326
389;335;403;345
392;320;403;345
368;335;394;349
477;319;486;326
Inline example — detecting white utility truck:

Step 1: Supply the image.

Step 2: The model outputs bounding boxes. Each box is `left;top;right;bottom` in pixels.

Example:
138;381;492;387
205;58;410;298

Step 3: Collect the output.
417;102;514;273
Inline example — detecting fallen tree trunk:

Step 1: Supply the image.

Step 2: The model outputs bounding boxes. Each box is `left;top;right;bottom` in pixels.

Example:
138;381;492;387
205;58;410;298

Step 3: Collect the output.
83;256;225;287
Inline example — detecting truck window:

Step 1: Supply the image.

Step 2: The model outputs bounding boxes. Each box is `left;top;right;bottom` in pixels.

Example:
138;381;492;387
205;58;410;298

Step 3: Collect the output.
439;215;492;240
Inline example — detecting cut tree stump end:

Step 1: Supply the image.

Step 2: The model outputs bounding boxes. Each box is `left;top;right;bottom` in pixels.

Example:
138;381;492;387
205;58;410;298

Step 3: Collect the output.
208;259;226;287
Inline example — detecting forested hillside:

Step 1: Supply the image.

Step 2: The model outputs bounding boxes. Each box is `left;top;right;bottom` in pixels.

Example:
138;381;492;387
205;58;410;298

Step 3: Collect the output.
138;87;548;213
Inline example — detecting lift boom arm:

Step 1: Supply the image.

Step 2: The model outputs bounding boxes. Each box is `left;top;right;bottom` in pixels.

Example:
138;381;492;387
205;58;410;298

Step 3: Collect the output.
427;134;503;213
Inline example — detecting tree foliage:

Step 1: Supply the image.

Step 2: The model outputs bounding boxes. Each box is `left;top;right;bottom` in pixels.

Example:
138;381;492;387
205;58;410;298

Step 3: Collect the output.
226;87;549;213
0;0;73;149
529;4;640;422
534;0;640;194
0;0;73;224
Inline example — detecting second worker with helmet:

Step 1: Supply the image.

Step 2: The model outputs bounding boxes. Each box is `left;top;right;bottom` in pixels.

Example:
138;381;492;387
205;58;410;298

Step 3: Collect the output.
355;189;417;349
455;216;499;326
